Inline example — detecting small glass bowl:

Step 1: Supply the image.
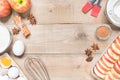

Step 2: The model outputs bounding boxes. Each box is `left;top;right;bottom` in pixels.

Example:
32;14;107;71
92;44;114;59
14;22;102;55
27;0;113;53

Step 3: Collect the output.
95;24;112;40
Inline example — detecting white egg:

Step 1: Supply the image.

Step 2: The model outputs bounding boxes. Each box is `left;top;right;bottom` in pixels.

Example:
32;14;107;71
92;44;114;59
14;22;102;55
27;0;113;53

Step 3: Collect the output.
0;75;10;80
8;67;19;79
17;77;25;80
12;40;25;56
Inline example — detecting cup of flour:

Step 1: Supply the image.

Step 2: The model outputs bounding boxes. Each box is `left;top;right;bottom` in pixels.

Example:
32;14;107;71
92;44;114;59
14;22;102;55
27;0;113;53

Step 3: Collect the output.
0;23;12;54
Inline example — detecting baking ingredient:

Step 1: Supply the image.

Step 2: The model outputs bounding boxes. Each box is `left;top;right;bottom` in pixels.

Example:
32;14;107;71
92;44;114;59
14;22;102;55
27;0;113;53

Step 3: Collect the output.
0;0;11;18
85;49;92;56
10;0;31;13
93;35;120;79
0;56;12;68
96;25;111;40
0;24;11;53
12;40;25;56
91;43;99;51
27;14;37;25
0;75;10;80
22;24;31;37
13;15;31;38
12;27;21;35
86;56;93;62
17;77;25;80
8;67;19;79
114;5;120;18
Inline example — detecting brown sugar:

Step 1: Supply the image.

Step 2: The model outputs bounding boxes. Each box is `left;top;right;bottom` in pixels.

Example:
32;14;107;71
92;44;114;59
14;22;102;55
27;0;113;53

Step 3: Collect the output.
96;26;110;38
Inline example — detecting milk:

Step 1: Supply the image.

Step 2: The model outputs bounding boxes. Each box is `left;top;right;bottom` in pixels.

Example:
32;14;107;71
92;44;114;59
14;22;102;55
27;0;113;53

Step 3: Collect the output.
0;24;11;53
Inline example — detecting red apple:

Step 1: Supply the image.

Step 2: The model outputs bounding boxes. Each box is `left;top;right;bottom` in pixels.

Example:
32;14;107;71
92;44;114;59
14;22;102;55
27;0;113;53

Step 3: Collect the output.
0;0;11;17
10;0;31;13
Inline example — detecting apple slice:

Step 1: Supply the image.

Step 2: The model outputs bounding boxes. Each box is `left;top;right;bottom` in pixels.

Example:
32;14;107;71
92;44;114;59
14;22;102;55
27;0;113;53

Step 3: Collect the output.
110;43;120;55
98;59;110;72
114;39;120;50
113;62;120;74
107;49;119;61
101;54;114;68
103;52;115;64
105;72;120;80
93;66;105;79
104;75;113;80
96;62;108;75
111;68;120;79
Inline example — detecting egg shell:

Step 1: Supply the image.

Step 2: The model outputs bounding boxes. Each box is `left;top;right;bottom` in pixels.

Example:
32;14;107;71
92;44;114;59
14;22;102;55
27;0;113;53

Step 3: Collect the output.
8;67;19;79
0;75;10;80
17;77;25;80
12;40;25;56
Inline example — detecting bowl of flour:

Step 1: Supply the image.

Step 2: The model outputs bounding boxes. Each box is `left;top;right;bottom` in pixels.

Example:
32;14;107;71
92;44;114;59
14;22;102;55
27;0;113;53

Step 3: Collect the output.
0;23;12;54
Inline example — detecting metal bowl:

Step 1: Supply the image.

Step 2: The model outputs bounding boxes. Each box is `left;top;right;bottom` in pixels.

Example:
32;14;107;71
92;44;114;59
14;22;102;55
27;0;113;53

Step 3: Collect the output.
0;23;12;54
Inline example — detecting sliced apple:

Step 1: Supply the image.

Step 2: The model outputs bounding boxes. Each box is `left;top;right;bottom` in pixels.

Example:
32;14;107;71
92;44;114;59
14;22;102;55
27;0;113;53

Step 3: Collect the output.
103;53;115;64
110;43;120;55
102;54;114;68
93;66;105;79
96;62;108;74
104;75;112;80
111;68;120;79
107;49;119;61
114;39;120;50
113;62;120;74
98;59;110;71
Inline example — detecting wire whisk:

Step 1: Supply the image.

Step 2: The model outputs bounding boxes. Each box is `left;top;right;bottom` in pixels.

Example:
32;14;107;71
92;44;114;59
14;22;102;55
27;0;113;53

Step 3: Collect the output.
24;56;50;80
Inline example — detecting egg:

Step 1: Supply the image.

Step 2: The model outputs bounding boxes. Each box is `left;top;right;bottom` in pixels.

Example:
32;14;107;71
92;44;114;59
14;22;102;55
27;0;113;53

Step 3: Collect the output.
0;56;12;68
8;67;19;79
12;40;25;56
0;75;10;80
17;77;25;80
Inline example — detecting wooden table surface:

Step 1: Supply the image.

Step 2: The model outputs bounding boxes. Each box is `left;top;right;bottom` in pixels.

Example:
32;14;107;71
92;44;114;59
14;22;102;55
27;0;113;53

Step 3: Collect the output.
1;0;120;80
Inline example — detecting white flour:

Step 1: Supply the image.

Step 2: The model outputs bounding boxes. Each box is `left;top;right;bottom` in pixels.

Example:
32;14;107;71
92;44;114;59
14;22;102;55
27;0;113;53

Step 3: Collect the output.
0;25;11;53
114;5;120;18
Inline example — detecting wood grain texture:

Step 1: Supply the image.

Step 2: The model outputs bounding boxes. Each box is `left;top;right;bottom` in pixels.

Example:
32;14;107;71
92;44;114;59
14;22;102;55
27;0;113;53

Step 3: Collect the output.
1;0;120;80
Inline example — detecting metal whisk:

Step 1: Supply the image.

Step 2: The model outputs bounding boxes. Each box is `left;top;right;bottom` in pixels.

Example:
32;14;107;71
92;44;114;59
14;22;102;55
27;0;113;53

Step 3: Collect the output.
24;56;50;80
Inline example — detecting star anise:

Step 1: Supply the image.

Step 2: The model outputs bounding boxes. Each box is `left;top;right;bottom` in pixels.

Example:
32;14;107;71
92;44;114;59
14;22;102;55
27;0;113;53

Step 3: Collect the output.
86;56;93;62
91;43;99;51
27;14;36;25
12;27;21;35
85;49;92;56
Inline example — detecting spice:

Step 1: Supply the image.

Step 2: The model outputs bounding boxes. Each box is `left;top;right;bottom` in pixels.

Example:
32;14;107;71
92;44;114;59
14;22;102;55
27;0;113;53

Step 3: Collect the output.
85;49;92;56
12;27;21;35
84;42;100;62
91;43;99;51
96;24;111;40
86;56;93;62
27;14;36;25
13;15;31;38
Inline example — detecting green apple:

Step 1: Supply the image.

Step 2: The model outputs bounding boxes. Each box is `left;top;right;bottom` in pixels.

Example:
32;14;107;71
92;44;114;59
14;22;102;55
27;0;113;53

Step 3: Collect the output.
10;0;31;13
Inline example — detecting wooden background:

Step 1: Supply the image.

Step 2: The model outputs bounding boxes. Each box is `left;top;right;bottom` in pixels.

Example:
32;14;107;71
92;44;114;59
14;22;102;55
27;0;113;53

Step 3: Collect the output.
1;0;120;80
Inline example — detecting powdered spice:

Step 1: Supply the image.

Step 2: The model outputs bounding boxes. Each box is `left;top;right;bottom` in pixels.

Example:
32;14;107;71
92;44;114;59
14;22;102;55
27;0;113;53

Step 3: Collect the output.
96;25;111;40
96;26;110;37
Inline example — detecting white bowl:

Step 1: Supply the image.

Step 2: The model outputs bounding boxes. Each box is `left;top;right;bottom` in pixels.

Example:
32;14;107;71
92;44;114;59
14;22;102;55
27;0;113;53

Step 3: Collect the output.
0;23;12;54
106;0;120;27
